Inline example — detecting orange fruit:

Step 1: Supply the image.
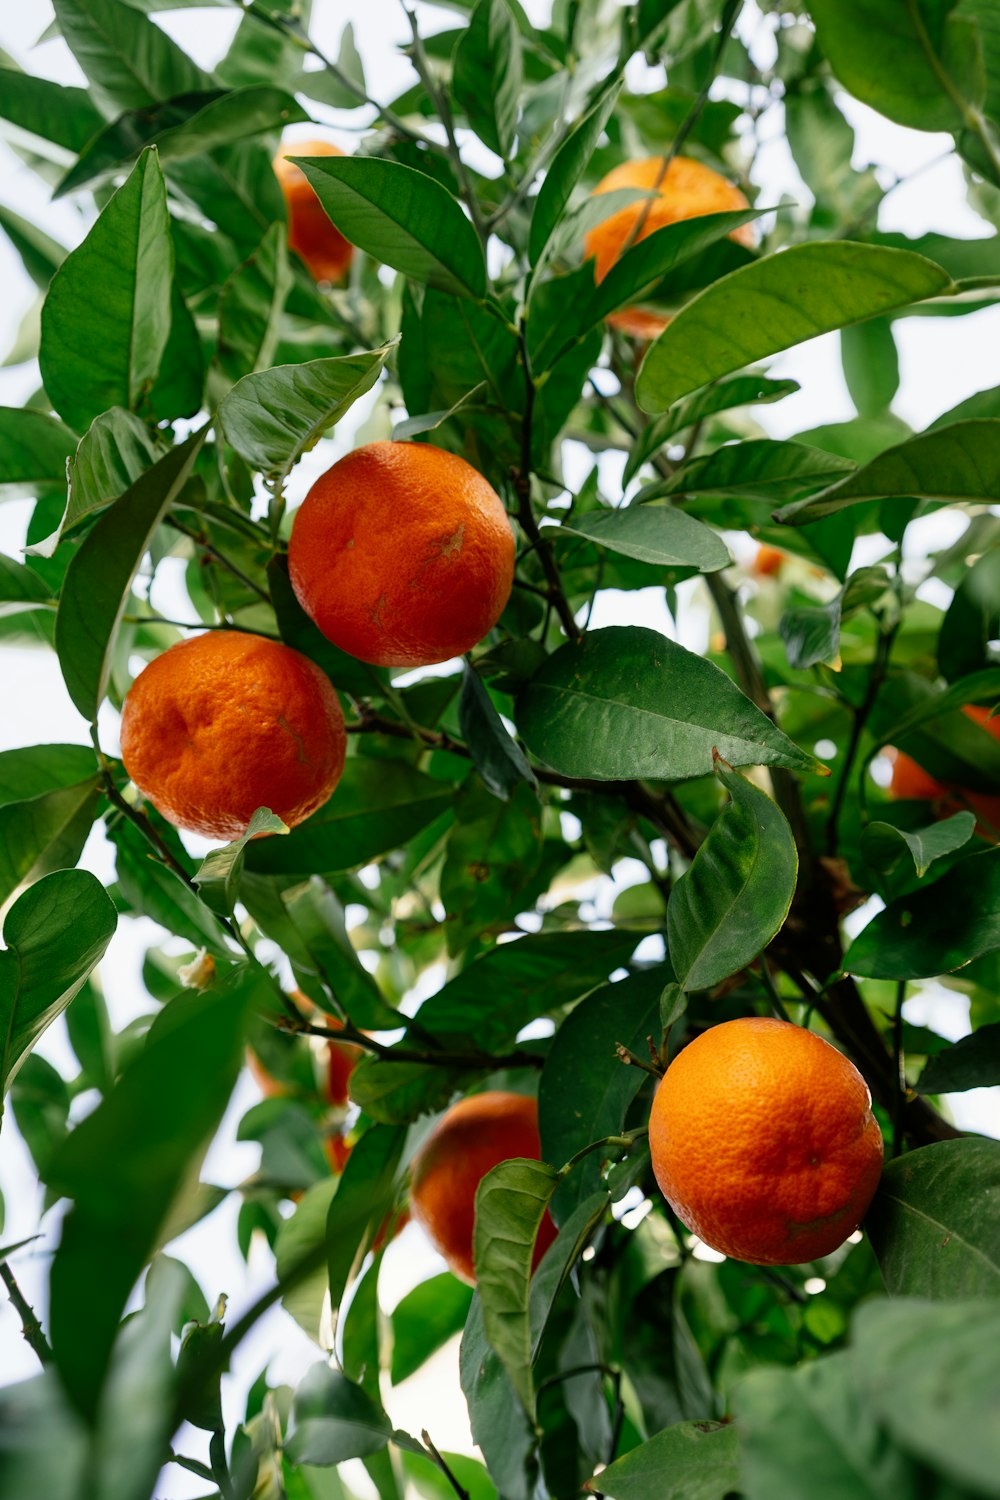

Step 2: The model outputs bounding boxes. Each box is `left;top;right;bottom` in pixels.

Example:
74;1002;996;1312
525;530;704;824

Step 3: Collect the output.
273;138;354;283
409;1091;558;1284
888;748;949;803
649;1017;883;1265
120;631;346;840
583;155;755;338
288;441;516;668
888;705;1000;834
751;543;787;578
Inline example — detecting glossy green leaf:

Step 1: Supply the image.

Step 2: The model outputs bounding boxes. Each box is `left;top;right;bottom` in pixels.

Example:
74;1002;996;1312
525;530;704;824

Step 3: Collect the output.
244;758;454;877
554;504;730;571
38;408;161;554
660;439;853;503
193;807;289;917
453;0;522;159
210;222;292;393
52;0;213;116
738;1349;921;1500
593;1420;739;1500
264;875;398;1029
460;1293;538;1500
624;375;800;483
295;155;487;299
0;408;77;487
528;82;622;266
845;848;1000;978
866;1139;1000;1297
474;1156;561;1414
636;243;951;412
440;778;543;955
459;664;537;801
347;1055;472;1125
0;744;101;908
0;203;67;291
808;0;985;133
390;1273;473;1385
667;761;797;991
326;1125;407;1322
0;65;103;152
853;1298;1000;1496
841;317;899;417
55;427;205;721
937;547;1000;681
517;627;819;783
39;148;173;434
0;869;116;1096
776;420;1000;524
0;554;52;616
916;1021;1000;1093
111;817;235;958
860;811;976;879
539;969;664;1217
273;1177;337;1341
218;343;394;482
286;1365;391;1466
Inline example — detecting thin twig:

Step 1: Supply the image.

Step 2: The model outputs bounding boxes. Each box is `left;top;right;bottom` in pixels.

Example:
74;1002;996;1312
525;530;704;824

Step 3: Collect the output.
614;1043;663;1078
824;616;899;855
166;516;270;603
892;980;908;1159
421;1431;470;1500
295;1018;544;1071
0;1263;52;1367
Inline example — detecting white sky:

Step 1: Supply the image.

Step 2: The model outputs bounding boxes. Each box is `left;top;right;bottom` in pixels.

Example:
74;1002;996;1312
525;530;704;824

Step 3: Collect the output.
1;3;999;1494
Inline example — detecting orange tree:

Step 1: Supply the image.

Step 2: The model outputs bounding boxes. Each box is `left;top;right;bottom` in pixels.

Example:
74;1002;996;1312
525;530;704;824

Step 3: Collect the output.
1;1;999;1497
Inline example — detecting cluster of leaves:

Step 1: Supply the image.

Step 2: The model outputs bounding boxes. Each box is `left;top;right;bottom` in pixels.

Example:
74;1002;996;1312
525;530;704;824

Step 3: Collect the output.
1;0;1000;1497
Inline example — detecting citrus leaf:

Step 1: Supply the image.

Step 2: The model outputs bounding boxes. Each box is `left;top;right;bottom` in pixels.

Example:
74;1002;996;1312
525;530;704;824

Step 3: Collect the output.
193;806;289;917
853;1298;1000;1497
286;1365;392;1465
667;760;798;991
0;554;52;616
860;811;976;879
294;155;487;300
845;847;1000;978
0;869;117;1096
55;426;206;721
937;545;1000;681
517;627;820;782
775;420;1000;524
347;1056;472;1125
210;221;292;394
866;1138;1000;1297
916;1022;1000;1094
39;147;173;434
0;64;103;152
273;1178;337;1342
635;243;952;412
0;743;101;908
459;663;537;801
459;1293;538;1499
0;202;67;290
52;0;213;116
218;343;394;483
390;1274;474;1385
453;0;522;160
440;777;543;956
592;1420;740;1500
326;1125;407;1323
659;438;853;502
553;505;730;571
474;1157;561;1415
624;375;800;483
33;407;162;556
528;82;622;266
0;407;78;487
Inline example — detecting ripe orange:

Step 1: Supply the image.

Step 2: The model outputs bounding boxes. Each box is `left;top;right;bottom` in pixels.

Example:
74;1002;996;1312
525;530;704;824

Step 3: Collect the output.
273;138;354;284
120;631;346;840
888;705;1000;833
751;543;787;578
409;1091;558;1284
584;155;755;339
288;441;516;668
888;748;948;803
649;1017;883;1265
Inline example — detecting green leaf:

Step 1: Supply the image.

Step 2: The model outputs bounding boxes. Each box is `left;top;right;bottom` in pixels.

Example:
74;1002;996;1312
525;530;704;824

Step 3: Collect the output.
592;1420;740;1500
660;439;853;503
46;967;256;1419
52;0;213;116
453;0;522;160
0;65;104;152
517;627;819;783
623;375;799;483
390;1274;474;1385
273;1177;338;1341
459;664;537;801
667;760;797;991
860;811;976;879
474;1157;561;1414
852;1298;1000;1496
286;1365;392;1466
841;317;899;417
937;546;1000;681
917;1021;1000;1093
55;426;206;721
210;222;292;394
866;1138;1000;1297
554;505;730;572
635;243;952;412
218;343;394;483
347;1055;472;1126
39;147;173;434
776;420;1000;524
845;847;1000;979
528;82;622;266
55;85;309;198
413;928;641;1050
460;1293;538;1500
37;408;161;555
294;155;487;300
0;869;116;1097
0;407;77;487
64;979;114;1095
193;807;289;917
0;202;68;291
175;1307;226;1434
0;554;52;617
326;1125;407;1322
0;744;101;908
440;777;543;954
111;816;235;958
737;1349;922;1500
244;758;454;876
538;969;664;1218
808;0;985;133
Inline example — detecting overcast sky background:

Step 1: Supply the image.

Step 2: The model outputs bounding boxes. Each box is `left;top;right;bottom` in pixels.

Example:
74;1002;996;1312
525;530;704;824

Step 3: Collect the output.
1;3;999;1494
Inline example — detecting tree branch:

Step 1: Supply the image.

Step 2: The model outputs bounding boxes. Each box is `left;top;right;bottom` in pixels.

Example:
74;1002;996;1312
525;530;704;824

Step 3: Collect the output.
0;1263;52;1367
